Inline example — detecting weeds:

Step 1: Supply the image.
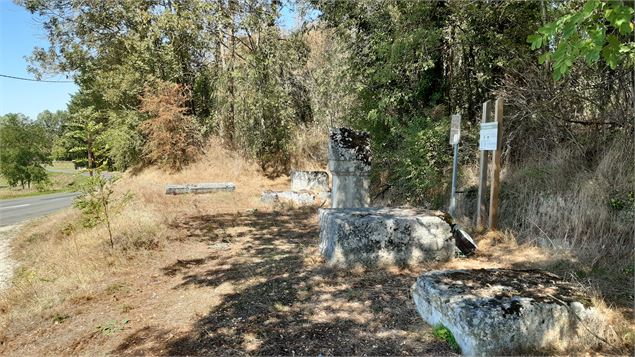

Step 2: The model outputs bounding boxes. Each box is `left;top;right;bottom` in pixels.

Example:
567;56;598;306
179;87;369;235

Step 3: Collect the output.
96;319;129;336
433;324;460;352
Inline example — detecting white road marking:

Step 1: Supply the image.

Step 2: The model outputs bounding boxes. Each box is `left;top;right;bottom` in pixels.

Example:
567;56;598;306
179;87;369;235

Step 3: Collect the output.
0;204;30;210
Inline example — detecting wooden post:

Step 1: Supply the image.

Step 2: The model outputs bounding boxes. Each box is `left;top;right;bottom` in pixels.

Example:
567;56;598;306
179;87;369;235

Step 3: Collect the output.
476;100;492;229
488;98;504;230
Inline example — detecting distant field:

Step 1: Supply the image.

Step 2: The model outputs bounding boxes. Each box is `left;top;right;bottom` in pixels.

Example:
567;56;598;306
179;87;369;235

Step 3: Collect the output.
0;161;87;200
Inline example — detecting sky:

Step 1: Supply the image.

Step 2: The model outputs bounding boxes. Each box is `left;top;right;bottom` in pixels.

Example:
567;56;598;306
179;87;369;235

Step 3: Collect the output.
0;1;308;120
0;1;78;119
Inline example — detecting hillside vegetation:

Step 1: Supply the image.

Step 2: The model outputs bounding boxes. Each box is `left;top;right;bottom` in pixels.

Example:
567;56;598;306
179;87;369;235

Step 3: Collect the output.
0;0;633;354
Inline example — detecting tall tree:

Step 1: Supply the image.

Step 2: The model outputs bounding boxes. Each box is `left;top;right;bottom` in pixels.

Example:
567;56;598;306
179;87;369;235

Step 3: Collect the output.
0;113;51;188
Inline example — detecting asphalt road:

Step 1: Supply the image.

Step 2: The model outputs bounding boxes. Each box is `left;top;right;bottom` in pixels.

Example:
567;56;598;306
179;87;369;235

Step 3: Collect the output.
0;192;79;227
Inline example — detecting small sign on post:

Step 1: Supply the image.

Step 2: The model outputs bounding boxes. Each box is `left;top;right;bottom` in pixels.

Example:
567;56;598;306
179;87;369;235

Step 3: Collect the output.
449;114;461;218
479;122;498;151
476;98;503;231
476;101;492;229
450;114;461;145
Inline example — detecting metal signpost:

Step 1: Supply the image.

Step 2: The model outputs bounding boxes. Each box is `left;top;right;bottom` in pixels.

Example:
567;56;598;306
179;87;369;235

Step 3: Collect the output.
449;114;461;218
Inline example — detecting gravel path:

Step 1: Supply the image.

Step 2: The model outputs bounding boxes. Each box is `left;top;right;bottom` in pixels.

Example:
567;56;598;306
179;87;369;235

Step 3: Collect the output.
0;225;17;290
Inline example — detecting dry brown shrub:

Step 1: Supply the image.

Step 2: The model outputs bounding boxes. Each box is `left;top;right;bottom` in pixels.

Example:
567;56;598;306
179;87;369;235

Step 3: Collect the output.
139;81;203;172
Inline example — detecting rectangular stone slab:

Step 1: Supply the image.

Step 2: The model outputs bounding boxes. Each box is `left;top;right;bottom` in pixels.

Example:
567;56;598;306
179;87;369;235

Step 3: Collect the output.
412;269;608;356
318;207;454;267
165;183;235;195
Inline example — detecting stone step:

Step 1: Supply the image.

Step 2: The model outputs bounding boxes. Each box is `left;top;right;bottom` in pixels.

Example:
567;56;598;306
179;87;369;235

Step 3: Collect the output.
412;269;608;356
318;207;455;267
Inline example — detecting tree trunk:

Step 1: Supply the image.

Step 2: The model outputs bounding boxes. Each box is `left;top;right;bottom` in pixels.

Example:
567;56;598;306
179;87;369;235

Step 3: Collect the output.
226;0;236;145
88;145;94;177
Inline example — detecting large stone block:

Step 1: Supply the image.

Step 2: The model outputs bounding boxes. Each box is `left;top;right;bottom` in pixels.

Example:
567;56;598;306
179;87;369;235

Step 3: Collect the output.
165;183;235;195
318;208;454;267
290;171;329;192
412;269;608;356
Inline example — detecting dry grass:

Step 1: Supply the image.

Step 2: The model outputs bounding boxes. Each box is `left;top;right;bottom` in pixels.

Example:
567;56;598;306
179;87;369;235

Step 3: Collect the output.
0;138;632;355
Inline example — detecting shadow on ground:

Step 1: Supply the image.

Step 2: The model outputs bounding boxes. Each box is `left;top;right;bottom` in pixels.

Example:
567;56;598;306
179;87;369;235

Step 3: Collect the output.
113;208;456;356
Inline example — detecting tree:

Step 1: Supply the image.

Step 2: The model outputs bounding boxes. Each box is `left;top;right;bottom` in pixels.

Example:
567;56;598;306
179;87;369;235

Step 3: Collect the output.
528;0;635;79
65;107;108;176
74;174;131;248
0;113;51;188
36;109;69;158
139;81;203;171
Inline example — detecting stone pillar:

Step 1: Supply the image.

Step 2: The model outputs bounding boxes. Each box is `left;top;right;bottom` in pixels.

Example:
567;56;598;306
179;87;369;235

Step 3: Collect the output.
328;128;371;208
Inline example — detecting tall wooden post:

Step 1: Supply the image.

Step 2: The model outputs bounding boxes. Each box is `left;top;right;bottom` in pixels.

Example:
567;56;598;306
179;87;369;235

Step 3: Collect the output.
476;101;492;228
488;98;504;230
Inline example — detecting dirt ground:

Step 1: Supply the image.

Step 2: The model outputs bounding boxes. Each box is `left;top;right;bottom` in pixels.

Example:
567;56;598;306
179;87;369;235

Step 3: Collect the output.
0;144;632;355
2;202;632;356
1;206;464;356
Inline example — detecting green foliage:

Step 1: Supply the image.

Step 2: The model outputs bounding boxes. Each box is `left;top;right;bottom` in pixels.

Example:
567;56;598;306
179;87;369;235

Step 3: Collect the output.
609;191;634;211
529;0;634;79
65;106;108;174
433;324;460;352
74;174;132;247
0;113;51;188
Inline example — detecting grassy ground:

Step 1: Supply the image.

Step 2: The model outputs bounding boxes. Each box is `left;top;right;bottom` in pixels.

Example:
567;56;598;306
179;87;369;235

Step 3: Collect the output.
0;143;632;355
0;161;87;200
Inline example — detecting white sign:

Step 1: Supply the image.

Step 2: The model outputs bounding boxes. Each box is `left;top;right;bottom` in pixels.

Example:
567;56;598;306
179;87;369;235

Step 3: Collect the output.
479;122;498;151
449;114;461;145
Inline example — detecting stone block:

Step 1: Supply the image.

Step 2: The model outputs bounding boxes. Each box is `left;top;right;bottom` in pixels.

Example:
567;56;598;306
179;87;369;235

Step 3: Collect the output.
165;183;235;195
327;127;371;174
318;207;454;267
412;269;608;356
331;174;370;208
261;190;330;206
328;128;371;208
290;171;329;192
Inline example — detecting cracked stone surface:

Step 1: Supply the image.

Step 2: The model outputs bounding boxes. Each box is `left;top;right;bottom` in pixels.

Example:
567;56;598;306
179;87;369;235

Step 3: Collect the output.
318;207;454;267
412;269;608;356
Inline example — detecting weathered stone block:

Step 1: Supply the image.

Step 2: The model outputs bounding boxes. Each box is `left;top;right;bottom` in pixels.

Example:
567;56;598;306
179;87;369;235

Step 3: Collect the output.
318;208;454;267
328;128;371;208
331;174;369;208
165;183;235;195
261;190;329;206
327;127;371;174
290;171;329;192
412;269;608;356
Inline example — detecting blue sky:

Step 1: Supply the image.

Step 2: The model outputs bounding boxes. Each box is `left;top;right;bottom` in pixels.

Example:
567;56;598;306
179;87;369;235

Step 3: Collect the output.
0;1;78;119
0;1;307;120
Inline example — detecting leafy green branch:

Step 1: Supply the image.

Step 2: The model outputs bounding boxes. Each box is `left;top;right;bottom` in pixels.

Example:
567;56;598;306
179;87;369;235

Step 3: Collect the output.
528;0;634;80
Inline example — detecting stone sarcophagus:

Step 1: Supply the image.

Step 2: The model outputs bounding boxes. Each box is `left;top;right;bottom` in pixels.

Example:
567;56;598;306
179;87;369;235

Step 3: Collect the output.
328;128;371;208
